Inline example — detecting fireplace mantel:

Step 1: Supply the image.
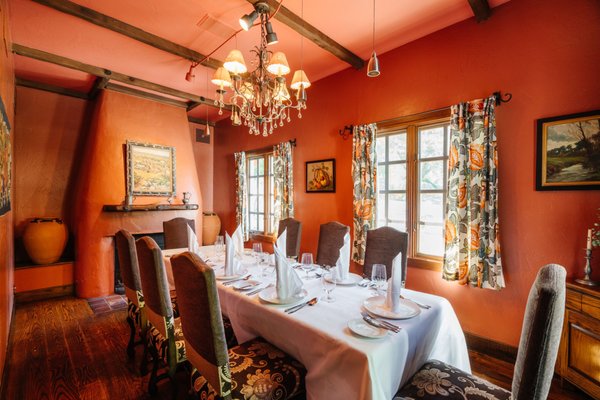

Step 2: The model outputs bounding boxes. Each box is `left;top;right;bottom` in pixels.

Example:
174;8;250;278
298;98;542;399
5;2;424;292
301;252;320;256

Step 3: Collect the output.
102;204;199;212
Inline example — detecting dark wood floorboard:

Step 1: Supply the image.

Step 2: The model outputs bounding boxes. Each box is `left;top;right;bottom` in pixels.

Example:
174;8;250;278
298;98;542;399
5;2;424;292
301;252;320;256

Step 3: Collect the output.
3;297;595;399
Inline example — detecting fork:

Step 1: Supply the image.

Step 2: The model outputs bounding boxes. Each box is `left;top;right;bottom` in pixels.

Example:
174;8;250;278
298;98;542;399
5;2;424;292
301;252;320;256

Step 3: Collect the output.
400;295;431;309
360;311;400;332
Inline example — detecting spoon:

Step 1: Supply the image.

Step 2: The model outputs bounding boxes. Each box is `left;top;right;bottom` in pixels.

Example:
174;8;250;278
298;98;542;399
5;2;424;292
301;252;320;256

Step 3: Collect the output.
285;297;318;314
223;274;251;286
400;295;431;309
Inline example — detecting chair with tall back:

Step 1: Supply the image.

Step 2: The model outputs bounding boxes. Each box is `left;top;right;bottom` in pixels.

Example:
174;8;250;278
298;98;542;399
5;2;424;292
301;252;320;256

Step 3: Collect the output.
363;227;408;283
136;236;187;396
163;217;195;249
316;221;350;267
394;263;567;400
115;229;146;361
171;251;307;400
278;217;302;259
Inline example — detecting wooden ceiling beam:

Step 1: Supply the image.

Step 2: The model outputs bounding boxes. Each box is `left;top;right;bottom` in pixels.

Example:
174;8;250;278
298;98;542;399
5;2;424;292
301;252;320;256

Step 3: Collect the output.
15;77;89;100
188;117;216;127
32;0;222;70
12;43;229;110
105;83;189;108
247;0;364;70
467;0;491;22
88;77;110;99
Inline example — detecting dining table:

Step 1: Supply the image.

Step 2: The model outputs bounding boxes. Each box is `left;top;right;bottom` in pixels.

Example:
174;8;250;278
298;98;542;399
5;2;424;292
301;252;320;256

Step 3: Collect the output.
163;245;470;400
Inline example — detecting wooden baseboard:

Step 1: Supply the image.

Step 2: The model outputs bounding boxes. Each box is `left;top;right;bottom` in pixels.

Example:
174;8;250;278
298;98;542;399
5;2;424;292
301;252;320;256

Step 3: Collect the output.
0;298;16;400
464;331;518;364
14;284;74;304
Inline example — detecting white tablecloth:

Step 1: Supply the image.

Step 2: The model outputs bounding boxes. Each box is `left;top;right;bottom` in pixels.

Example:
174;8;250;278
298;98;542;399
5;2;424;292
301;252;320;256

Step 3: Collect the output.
165;246;470;400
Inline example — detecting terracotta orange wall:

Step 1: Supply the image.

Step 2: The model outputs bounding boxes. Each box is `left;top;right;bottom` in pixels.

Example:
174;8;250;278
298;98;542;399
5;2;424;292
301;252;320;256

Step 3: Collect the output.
13;87;91;265
72;90;203;298
190;122;214;211
214;0;600;346
0;0;15;386
14;263;73;293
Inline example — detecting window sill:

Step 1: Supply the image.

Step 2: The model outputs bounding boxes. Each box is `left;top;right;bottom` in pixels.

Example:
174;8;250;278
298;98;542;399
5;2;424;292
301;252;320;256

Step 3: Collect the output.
249;232;275;243
408;257;442;271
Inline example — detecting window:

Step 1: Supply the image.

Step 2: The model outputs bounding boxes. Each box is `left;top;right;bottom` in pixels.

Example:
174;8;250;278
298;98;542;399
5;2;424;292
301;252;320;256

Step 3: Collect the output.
247;153;275;236
376;110;451;269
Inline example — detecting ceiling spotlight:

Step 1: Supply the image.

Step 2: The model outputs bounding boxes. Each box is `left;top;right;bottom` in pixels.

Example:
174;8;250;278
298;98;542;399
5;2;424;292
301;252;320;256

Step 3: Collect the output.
265;21;278;45
239;10;258;31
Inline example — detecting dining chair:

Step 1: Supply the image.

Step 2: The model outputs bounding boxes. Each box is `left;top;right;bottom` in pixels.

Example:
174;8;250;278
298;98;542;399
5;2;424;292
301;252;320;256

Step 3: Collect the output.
170;251;307;400
394;263;566;400
115;229;146;361
363;226;408;284
278;217;302;259
136;236;187;396
163;217;195;249
316;221;350;266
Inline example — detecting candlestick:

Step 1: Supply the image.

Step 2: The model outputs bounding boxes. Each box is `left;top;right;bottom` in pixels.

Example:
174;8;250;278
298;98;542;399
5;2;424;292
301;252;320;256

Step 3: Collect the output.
587;229;593;251
575;248;598;286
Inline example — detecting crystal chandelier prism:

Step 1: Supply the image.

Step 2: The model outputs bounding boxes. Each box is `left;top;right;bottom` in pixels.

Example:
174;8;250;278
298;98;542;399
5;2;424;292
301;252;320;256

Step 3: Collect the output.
211;2;310;136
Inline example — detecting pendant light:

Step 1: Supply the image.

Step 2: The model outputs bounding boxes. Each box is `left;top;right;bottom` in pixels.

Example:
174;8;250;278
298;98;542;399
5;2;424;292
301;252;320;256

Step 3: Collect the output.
367;0;380;77
205;72;211;136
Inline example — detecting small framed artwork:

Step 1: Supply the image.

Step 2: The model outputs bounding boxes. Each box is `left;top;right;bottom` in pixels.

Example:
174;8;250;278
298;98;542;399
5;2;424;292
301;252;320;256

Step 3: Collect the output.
126;141;176;196
306;158;335;193
0;95;11;216
195;128;210;144
536;110;600;190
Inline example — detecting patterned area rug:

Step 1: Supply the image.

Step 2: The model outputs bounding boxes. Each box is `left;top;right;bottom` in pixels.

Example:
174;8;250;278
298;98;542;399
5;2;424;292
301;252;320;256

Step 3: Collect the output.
87;294;127;315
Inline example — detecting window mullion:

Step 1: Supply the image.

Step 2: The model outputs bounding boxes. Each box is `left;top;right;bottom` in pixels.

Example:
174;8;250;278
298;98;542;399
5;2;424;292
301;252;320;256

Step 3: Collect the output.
407;125;418;259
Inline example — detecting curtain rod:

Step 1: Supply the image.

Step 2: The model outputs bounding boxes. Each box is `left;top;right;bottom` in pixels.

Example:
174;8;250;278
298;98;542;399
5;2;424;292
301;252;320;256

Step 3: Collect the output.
245;138;296;154
339;91;512;140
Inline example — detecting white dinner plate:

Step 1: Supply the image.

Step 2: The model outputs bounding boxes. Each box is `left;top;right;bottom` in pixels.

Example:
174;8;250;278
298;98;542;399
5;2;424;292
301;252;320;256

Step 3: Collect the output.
258;287;308;305
324;272;363;286
231;280;261;290
215;268;248;281
347;318;387;339
363;295;421;320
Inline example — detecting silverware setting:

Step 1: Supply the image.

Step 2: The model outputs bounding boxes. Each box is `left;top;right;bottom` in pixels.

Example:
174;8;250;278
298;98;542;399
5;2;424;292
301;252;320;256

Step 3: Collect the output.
285;297;318;314
246;283;273;296
360;311;400;333
400;295;431;309
222;274;251;286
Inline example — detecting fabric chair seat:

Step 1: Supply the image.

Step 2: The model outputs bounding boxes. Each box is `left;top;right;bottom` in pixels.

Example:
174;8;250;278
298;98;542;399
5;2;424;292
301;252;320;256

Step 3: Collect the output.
394;360;511;400
191;337;306;400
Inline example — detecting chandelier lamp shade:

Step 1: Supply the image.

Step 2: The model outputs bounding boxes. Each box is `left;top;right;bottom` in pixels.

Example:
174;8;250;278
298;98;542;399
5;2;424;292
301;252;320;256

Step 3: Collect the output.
212;1;310;136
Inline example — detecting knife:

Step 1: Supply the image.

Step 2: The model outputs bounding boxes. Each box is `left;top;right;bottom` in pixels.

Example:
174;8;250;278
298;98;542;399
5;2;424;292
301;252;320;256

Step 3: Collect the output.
284;297;317;313
361;313;400;333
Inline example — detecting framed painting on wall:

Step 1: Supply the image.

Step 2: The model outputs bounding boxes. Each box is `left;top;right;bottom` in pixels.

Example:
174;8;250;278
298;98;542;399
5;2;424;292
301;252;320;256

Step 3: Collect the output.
0;95;11;216
536;110;600;190
306;158;335;193
126;141;176;196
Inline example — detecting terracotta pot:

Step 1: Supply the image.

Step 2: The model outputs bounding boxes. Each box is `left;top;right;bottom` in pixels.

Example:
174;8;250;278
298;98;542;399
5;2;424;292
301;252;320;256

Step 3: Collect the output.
202;212;221;245
22;217;68;264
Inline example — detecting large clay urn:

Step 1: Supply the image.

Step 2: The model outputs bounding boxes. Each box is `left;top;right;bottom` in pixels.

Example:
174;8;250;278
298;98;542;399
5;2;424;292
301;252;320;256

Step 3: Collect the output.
202;212;221;245
22;217;68;264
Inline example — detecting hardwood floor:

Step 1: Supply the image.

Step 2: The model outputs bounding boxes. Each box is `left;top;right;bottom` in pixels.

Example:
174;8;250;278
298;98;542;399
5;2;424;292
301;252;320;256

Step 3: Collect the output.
3;297;595;400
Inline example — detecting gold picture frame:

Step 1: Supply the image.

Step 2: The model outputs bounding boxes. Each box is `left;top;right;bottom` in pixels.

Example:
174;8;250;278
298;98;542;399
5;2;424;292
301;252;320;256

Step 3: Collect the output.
306;158;335;193
126;141;176;196
536;110;600;190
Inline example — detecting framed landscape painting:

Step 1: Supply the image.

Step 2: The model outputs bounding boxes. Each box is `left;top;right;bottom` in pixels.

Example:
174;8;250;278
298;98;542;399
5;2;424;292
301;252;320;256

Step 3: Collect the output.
0;96;10;216
306;159;335;192
536;110;600;190
126;141;176;196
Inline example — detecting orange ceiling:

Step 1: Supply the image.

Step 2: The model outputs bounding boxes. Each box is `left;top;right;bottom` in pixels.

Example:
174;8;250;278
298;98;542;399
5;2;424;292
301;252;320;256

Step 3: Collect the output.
9;0;509;122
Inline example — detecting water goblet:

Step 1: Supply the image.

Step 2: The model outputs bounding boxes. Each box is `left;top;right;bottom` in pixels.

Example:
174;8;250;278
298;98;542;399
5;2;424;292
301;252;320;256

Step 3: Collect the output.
252;243;262;266
215;235;224;257
371;264;387;296
300;253;314;278
322;266;338;303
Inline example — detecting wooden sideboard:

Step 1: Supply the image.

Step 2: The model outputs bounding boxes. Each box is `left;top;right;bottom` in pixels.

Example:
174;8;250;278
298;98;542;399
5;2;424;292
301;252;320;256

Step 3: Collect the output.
558;279;600;399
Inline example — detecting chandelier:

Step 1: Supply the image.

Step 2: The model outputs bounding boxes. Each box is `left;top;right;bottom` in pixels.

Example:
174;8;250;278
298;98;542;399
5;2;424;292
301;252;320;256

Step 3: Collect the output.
211;2;310;136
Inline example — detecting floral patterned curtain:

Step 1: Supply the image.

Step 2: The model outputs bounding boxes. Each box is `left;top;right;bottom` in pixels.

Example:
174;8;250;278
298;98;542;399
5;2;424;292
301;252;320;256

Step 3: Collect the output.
443;96;504;289
273;141;294;234
234;151;249;241
352;124;377;264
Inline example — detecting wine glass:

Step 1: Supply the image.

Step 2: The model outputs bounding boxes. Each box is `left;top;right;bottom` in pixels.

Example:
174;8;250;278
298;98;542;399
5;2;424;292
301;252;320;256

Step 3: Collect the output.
252;243;263;267
371;264;387;297
215;235;224;258
300;253;314;278
322;266;338;303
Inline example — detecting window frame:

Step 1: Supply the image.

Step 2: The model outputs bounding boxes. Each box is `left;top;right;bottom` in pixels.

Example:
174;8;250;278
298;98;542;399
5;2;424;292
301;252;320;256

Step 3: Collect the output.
246;150;276;241
376;108;451;271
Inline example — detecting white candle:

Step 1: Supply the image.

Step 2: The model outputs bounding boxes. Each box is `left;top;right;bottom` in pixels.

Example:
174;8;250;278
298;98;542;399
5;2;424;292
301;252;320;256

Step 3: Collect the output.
587;229;593;251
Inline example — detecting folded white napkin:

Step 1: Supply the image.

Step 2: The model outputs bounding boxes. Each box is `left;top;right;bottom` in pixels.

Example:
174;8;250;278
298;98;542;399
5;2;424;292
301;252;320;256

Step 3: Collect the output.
385;252;403;313
187;225;202;256
274;245;303;301
335;232;351;281
276;229;287;258
232;225;244;258
224;233;241;276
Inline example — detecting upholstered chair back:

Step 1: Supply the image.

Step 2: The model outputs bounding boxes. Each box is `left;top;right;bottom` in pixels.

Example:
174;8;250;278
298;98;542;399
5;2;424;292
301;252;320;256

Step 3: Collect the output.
316;221;350;267
278;218;302;259
363;227;408;283
163;217;195;249
171;252;231;397
115;229;143;305
511;263;566;400
136;236;174;338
